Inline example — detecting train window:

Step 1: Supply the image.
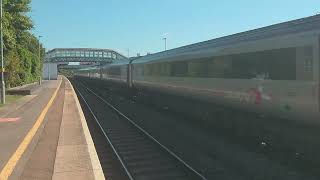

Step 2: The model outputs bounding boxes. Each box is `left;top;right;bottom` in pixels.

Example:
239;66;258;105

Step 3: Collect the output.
144;64;153;76
144;63;159;76
187;59;208;77
143;63;170;76
171;61;188;76
143;47;297;80
151;63;160;75
108;66;121;76
207;56;233;78
159;62;171;76
134;65;144;76
230;47;296;80
163;47;296;80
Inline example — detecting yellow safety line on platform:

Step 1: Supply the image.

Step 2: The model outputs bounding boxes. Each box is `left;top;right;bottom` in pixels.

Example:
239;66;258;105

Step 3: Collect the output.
0;80;62;180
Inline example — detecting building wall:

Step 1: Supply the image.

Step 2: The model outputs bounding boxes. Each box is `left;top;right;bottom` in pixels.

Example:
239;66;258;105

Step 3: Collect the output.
42;63;58;80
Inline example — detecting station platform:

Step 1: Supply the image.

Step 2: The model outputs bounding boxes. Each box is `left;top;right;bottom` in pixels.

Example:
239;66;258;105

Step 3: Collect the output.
0;76;104;180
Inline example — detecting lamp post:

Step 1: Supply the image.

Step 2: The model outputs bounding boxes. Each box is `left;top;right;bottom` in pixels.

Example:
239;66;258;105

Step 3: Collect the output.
162;37;167;51
0;0;5;104
38;35;42;85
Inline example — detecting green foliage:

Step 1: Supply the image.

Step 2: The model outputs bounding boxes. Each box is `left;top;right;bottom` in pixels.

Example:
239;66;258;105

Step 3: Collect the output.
2;0;43;88
58;69;74;78
5;50;22;87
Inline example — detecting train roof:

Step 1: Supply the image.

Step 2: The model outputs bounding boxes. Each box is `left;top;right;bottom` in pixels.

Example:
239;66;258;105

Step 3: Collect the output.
77;59;129;71
133;14;320;64
102;59;129;67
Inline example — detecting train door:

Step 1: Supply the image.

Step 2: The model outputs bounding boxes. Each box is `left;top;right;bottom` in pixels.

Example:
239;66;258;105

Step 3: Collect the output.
127;62;133;88
99;63;103;79
318;35;320;112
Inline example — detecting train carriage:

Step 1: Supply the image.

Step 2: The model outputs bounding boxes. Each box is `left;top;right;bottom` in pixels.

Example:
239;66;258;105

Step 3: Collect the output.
77;15;320;123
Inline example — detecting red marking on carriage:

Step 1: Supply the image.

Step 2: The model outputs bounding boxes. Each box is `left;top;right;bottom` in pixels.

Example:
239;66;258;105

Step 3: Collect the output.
0;118;20;122
247;87;272;105
253;89;262;104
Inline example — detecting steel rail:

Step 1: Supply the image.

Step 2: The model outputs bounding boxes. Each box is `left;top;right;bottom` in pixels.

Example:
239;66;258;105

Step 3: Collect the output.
78;81;208;180
74;84;135;180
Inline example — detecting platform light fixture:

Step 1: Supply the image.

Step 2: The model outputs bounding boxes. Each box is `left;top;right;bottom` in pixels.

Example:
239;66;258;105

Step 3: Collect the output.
162;37;167;51
38;35;42;85
0;0;5;104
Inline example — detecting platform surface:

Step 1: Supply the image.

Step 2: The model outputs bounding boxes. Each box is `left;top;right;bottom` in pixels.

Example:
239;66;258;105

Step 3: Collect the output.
52;78;104;180
0;76;104;180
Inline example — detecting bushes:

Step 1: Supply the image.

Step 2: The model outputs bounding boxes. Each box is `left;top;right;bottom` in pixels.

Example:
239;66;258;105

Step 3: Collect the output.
2;0;43;88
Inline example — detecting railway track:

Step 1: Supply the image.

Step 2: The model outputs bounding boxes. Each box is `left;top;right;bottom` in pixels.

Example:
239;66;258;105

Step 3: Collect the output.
72;77;320;180
72;80;207;180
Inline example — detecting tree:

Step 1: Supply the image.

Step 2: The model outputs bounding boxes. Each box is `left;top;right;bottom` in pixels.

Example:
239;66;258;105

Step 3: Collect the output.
2;0;43;87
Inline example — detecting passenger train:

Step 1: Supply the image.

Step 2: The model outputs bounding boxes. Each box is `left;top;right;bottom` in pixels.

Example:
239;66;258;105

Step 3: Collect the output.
76;15;320;123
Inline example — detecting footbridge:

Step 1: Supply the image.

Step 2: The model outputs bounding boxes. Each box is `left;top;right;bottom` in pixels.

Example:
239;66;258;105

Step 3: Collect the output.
45;48;127;63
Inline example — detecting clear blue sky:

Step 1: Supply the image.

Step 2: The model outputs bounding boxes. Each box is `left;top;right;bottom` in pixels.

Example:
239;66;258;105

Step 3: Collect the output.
30;0;319;56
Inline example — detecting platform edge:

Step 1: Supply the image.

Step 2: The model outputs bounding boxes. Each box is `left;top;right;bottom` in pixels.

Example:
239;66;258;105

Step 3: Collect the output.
65;77;105;180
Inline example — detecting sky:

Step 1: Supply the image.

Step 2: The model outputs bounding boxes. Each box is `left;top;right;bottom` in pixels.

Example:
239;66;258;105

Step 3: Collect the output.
30;0;319;57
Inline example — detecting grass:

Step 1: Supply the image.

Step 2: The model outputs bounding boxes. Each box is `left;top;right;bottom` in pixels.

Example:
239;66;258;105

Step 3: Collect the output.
0;95;23;107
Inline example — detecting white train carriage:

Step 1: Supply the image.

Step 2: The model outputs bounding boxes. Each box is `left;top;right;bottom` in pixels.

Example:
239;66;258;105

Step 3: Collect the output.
130;15;320;123
76;67;101;78
77;60;128;82
76;15;320;123
100;60;128;83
